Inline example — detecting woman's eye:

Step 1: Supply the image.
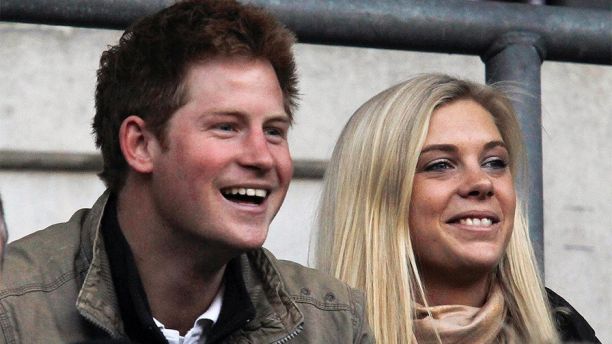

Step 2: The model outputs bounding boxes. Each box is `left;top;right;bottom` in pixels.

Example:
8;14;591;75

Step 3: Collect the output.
424;160;453;172
482;158;508;169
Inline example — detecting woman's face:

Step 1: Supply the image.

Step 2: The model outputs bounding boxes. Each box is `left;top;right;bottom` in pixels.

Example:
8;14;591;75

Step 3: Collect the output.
408;99;515;283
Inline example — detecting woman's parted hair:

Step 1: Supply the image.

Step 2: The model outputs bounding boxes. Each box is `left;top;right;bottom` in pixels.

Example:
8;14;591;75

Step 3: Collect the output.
93;0;298;193
316;74;558;343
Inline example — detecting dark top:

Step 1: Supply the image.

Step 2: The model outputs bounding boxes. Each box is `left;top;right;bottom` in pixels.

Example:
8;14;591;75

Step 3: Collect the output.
547;288;601;343
100;195;256;344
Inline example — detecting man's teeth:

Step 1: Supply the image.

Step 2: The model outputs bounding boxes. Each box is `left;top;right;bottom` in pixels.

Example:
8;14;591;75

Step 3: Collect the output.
459;218;493;226
223;188;267;198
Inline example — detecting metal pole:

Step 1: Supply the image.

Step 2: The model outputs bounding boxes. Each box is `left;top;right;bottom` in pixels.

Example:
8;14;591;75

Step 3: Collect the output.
482;32;546;275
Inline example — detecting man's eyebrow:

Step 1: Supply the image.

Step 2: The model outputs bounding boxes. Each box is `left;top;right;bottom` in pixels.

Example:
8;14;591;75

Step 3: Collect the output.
266;115;291;126
208;111;290;123
207;110;244;118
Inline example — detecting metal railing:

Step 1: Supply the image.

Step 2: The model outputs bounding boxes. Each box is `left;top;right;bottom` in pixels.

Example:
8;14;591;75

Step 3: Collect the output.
1;0;611;273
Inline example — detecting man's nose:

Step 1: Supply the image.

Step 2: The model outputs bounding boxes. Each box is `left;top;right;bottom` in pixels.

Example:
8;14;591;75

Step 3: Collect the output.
238;130;275;171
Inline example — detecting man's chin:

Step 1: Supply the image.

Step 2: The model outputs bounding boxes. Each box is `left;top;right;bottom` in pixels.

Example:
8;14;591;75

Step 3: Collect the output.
235;236;268;252
216;230;269;254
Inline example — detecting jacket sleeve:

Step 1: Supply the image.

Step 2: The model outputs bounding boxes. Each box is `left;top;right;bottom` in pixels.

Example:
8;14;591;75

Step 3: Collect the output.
350;287;376;343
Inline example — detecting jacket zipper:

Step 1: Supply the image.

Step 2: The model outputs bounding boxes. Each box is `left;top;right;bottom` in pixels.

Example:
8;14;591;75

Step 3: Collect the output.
272;323;303;344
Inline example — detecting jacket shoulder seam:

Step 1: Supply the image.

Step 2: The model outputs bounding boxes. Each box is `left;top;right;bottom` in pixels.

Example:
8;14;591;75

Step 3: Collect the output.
0;268;86;299
290;295;351;311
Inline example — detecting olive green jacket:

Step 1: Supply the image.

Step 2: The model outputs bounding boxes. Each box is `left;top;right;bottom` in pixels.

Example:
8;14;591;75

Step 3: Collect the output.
0;192;373;343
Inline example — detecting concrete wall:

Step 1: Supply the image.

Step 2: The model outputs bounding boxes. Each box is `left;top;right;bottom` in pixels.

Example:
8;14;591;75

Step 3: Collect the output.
1;23;610;341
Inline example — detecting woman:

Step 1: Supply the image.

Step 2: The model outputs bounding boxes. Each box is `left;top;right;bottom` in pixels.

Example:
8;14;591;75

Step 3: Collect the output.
316;74;599;343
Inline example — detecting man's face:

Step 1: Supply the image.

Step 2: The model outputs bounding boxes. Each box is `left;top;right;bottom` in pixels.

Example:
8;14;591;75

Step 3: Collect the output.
147;57;293;253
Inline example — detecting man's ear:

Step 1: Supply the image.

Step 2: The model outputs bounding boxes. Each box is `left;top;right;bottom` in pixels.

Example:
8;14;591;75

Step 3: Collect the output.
119;115;159;174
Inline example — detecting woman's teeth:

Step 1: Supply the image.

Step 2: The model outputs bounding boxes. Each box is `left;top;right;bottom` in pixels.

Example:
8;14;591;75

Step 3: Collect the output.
459;217;493;226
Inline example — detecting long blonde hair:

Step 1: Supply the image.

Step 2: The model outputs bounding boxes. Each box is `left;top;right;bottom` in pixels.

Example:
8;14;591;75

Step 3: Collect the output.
315;74;559;343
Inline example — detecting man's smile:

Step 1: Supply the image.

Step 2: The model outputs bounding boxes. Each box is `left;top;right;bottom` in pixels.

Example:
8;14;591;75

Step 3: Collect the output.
221;187;269;205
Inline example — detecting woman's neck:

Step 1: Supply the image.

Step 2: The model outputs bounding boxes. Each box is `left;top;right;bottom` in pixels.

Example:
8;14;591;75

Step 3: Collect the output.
420;273;494;307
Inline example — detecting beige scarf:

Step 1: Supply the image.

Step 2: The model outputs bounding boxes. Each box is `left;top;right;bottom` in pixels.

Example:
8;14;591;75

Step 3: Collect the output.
413;283;506;344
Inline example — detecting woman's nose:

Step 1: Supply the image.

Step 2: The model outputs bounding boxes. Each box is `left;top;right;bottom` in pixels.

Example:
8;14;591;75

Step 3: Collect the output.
458;165;494;199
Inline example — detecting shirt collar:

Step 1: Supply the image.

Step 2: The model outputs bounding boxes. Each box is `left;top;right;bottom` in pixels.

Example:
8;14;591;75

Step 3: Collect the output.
201;283;224;324
152;284;224;343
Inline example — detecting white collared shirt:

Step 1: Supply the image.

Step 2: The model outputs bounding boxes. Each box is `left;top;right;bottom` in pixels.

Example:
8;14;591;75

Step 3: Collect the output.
153;285;224;344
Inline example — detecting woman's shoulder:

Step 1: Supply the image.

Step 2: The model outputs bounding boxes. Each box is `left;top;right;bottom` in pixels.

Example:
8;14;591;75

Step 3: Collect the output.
545;288;601;343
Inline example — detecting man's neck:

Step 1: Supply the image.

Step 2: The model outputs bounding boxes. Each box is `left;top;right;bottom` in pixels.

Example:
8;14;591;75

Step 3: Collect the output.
116;181;233;335
142;260;226;335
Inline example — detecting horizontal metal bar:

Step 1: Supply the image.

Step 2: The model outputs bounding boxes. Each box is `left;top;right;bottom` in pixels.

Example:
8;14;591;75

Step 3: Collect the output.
293;159;327;179
0;150;102;172
0;150;326;179
0;0;174;29
1;0;609;65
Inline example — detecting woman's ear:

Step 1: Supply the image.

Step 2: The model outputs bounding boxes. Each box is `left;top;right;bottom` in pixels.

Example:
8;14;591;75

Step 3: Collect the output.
119;115;159;174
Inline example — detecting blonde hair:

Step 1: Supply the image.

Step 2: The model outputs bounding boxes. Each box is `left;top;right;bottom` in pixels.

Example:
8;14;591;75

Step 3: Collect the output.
315;74;559;343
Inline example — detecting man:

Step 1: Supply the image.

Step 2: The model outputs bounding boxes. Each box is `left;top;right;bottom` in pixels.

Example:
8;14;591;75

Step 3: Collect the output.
0;1;372;343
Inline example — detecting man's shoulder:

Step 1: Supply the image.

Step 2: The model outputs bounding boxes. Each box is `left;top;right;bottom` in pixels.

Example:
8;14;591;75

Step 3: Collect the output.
2;192;109;291
1;207;91;291
253;249;373;342
259;249;363;308
0;197;116;344
276;258;353;293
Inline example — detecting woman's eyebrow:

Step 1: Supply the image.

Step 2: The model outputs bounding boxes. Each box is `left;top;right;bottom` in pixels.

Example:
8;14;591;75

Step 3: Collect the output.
484;140;507;150
420;141;507;154
420;144;457;155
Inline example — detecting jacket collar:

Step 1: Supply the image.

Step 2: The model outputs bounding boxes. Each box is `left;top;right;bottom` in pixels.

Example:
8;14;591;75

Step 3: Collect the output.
74;191;304;341
238;250;304;341
75;190;125;338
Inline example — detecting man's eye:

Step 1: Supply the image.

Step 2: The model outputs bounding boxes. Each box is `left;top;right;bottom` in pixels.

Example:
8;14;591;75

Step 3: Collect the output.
482;158;508;169
216;123;235;132
264;127;285;138
424;160;453;172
